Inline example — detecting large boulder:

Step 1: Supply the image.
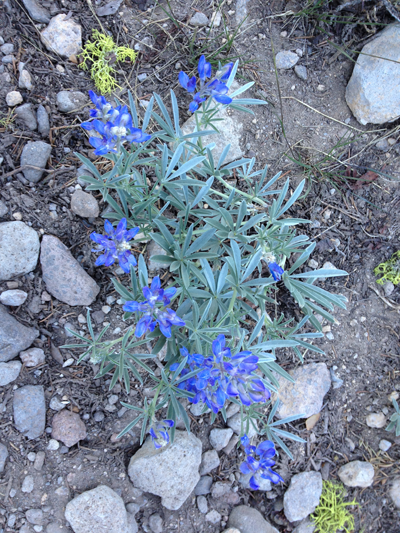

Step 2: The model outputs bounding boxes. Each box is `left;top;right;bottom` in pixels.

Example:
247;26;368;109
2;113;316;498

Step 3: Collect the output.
346;24;400;125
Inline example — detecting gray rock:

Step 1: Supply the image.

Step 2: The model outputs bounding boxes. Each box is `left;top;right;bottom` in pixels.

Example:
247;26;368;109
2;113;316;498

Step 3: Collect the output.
228;505;279;533
180;81;245;165
37;105;50;137
389;477;400;509
190;401;211;416
273;363;331;419
13;385;46;439
20;347;45;367
226;402;240;418
283;471;322;522
189;12;209;26
293;518;316;533
383;281;395;297
346;24;400;124
0;289;28;306
76;164;94;187
199;449;220;475
0;304;39;362
21;141;52;183
148;514;163;533
40;234;100;306
22;474;34;493
379;439;392;452
21;0;50;23
1;43;14;54
194;476;213;495
197;495;208;514
128;430;202;510
46;523;70;533
240;472;272;491
205;510;221;524
294;65;308;81
0;443;8;473
127;513;138;533
275;51;299;69
57;91;87;113
97;0;123;16
70;190;99;218
227;413;258;438
211;481;231;499
2;54;15;64
375;138;389;151
6;90;23;106
236;0;250;25
126;503;140;515
26;509;43;525
147;240;171;272
338;461;374;487
0;200;7;217
19;70;33;90
0;217;39;278
209;428;233;451
41;14;82;58
366;412;386;428
0;360;22;385
50;396;66;411
34;451;45;471
52;409;87;447
65;485;130;533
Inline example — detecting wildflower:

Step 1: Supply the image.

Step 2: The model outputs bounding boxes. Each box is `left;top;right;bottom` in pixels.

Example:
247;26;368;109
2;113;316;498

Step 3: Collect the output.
81;91;151;155
268;262;284;282
150;419;174;449
240;435;283;489
123;276;184;338
179;55;234;113
90;218;139;273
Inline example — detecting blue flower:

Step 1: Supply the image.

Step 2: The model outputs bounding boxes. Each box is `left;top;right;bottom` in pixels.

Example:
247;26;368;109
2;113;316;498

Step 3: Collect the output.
179;55;234;113
268;262;284;282
240;435;283;489
149;419;174;449
81;91;151;155
123;276;184;338
90;218;139;273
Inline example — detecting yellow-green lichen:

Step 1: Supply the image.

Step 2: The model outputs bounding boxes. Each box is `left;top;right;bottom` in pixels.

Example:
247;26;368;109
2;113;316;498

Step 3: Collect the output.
312;481;359;533
374;250;400;286
79;30;137;94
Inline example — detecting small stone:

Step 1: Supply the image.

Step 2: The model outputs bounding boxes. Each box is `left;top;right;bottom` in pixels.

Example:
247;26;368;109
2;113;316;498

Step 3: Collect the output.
209;428;233;451
49;396;66;411
8;514;17;528
20;347;45;367
52;409;87;447
292;518;316;533
149;514;163;533
240;473;271;491
15;103;37;130
26;509;44;525
147;240;171;273
34;451;45;471
283;471;322;522
228;505;279;533
338;461;374;487
375;139;389;151
40;235;100;306
19;69;33;90
65;485;130;533
14;385;46;439
0;304;39;361
0;200;7;217
21;0;50;22
128;430;202;510
294;65;308;80
210;11;222;27
389;477;400;509
0;443;8;472
2;54;15;63
322;261;336;270
383;281;395;297
0;289;28;306
223;434;239;455
37;105;50;137
206;510;221;524
366;413;386;428
0;360;22;385
102;305;111;314
379;439;392;452
194;476;213;495
345;437;355;452
190;401;211;416
126;503;140;515
47;439;60;451
97;0;123;16
275;50;299;69
70;190;99;218
21;141;52;183
211;481;231;499
197;495;208;514
1;43;14;54
308;259;319;269
56;91;87;112
27;452;36;461
189;12;209;26
41;14;82;58
389;391;399;402
22;474;35;493
0;222;40;281
199;449;220;475
227;413;258;438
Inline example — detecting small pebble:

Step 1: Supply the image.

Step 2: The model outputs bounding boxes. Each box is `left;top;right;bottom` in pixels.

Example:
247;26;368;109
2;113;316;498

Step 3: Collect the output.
379;439;392;452
47;439;60;451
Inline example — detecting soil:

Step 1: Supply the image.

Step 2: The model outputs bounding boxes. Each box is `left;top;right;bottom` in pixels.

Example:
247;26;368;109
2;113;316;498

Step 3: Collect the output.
1;0;400;532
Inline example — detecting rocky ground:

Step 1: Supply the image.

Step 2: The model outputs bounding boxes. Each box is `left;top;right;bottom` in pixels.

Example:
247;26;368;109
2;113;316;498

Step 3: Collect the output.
1;0;400;533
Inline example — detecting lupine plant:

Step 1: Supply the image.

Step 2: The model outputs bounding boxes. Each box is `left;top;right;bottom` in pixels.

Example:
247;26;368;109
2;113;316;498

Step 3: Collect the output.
64;56;348;482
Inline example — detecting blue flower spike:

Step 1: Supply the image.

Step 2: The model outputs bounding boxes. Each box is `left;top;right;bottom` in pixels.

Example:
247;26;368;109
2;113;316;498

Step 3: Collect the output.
179;56;234;113
150;419;174;449
268;262;284;282
123;276;184;338
90;218;139;273
81;91;151;156
240;435;283;490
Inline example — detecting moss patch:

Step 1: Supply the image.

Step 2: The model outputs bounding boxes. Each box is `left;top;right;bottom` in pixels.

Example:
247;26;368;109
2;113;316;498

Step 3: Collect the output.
312;481;359;533
374;250;400;286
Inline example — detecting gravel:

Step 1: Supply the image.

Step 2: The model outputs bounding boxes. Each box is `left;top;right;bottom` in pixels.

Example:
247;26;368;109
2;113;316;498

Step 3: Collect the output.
19;69;33;90
51;409;87;447
15;103;37;130
40;234;100;306
22;475;35;493
20;347;45;367
275;51;299;69
379;439;392;452
283;471;323;522
41;14;82;58
37;105;50;137
13;385;46;439
0;221;40;281
0;289;28;306
57;91;87;112
70;190;99;218
0;304;39;362
209;428;233;451
338;461;375;487
0;361;22;386
21;141;52;183
6;90;23;106
366;413;386;428
228;505;279;533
